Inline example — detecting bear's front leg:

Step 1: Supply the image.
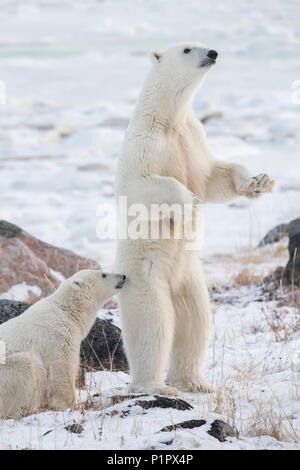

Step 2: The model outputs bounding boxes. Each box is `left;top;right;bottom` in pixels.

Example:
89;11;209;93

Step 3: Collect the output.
236;173;275;199
204;161;275;204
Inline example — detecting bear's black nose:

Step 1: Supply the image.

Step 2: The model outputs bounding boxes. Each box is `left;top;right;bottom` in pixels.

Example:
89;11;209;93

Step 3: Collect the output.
115;274;127;289
207;50;218;60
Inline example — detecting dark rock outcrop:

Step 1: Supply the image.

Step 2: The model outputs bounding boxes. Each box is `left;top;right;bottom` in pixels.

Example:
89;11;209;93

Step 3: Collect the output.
64;423;84;434
258;218;300;288
134;395;192;411
106;395;193;418
258;223;289;247
0;300;30;323
284;218;300;286
208;419;238;442
80;318;128;372
161;419;206;432
160;418;238;442
109;394;192;411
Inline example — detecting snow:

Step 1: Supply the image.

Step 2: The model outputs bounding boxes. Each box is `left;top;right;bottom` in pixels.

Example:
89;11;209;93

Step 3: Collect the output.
0;0;300;450
0;283;41;301
1;247;299;450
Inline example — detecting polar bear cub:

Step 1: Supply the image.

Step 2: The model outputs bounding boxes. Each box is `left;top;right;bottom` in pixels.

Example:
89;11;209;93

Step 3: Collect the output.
0;269;126;419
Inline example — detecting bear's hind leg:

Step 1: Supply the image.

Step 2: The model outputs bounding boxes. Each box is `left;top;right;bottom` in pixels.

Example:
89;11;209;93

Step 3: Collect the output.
119;280;178;396
167;263;213;393
0;352;46;419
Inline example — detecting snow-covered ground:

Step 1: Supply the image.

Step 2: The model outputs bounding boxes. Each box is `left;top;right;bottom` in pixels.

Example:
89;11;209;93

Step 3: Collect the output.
0;0;300;450
1;244;300;450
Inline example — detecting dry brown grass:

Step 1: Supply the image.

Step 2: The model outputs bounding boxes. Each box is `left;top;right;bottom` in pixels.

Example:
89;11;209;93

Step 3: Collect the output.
205;305;300;445
262;306;300;343
206;369;300;443
207;242;288;267
233;267;263;287
247;404;286;441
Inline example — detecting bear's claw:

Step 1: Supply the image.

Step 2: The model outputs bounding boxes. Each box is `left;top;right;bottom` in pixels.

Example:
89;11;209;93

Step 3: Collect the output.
238;173;275;199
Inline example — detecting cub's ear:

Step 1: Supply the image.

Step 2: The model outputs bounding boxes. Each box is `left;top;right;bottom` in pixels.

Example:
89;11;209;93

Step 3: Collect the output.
72;280;86;289
149;51;162;64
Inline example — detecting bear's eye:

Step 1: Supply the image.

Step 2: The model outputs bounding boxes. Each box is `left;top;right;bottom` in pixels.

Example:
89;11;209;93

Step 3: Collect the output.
183;48;191;54
102;273;107;278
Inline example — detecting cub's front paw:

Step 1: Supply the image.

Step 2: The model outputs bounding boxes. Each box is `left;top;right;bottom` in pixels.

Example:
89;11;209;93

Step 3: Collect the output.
238;174;275;199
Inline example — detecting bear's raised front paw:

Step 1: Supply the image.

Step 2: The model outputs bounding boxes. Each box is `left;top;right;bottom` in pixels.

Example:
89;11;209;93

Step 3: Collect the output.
238;174;275;199
128;384;179;396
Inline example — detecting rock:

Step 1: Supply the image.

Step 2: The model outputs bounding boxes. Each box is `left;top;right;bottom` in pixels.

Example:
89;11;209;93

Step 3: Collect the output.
284;218;300;286
106;395;193;418
78;162;110;173
258;218;300;288
160;418;238;442
277;290;300;307
110;394;147;405
161;419;206;432
133;396;192;411
0;300;30;323
0;220;100;300
65;423;84;434
258;223;289;247
110;395;192;411
207;419;238;442
200;111;223;124
0;221;22;238
260;266;286;297
80;318;128;372
0;300;128;374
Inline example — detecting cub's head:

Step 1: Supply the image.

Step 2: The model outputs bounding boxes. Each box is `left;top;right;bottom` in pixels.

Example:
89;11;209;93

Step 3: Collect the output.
149;42;218;95
57;269;127;307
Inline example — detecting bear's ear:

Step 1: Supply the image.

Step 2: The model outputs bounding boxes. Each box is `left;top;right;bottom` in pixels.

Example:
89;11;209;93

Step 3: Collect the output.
73;280;86;290
149;51;162;65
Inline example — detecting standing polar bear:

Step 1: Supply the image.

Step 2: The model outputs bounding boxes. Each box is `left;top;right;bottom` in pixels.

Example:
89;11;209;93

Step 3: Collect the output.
115;42;274;395
0;269;126;419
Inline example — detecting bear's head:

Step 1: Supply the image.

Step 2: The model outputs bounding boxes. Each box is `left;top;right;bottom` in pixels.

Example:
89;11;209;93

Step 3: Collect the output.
55;269;126;308
149;42;218;98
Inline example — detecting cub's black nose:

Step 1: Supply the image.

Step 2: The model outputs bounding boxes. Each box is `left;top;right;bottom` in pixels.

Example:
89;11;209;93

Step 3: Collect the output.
121;275;126;281
207;50;218;60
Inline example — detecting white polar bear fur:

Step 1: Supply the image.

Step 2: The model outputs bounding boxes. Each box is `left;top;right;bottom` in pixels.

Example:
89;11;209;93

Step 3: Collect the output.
115;42;274;395
0;269;126;419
